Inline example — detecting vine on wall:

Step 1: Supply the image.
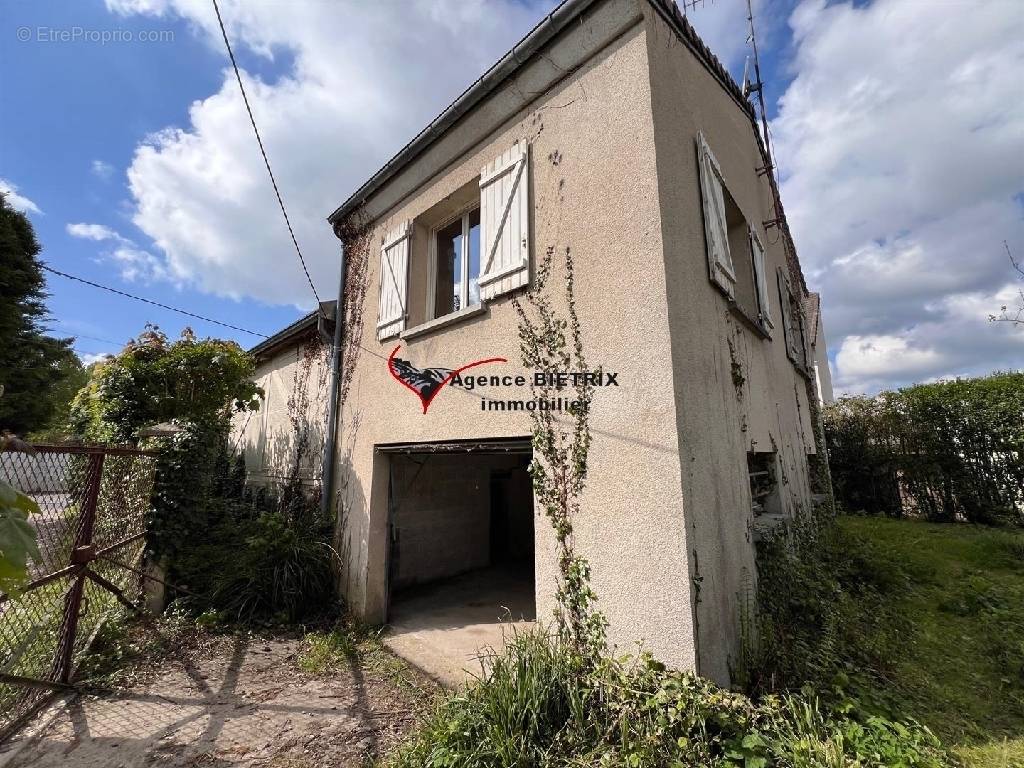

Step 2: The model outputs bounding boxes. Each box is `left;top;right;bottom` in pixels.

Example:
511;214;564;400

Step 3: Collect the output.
334;212;372;413
284;334;330;491
513;245;606;662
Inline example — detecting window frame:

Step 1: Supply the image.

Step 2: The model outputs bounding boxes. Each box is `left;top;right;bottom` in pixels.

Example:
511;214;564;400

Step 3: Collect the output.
426;204;481;321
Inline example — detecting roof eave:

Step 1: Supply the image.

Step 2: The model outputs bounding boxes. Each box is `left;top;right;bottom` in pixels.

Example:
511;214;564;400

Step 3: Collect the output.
326;0;754;229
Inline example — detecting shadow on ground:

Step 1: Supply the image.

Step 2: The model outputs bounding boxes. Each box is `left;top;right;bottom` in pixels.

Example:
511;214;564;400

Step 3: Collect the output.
0;632;431;768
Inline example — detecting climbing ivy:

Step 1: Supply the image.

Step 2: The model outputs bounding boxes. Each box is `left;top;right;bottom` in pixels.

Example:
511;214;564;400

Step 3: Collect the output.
513;245;606;663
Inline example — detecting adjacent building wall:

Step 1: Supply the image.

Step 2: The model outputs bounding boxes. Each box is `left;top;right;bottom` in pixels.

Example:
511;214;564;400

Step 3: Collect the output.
643;5;818;682
232;339;330;489
332;0;700;671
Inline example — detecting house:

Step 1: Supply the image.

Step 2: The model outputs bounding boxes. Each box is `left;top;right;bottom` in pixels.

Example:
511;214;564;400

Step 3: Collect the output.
805;292;835;404
246;0;830;685
235;303;335;489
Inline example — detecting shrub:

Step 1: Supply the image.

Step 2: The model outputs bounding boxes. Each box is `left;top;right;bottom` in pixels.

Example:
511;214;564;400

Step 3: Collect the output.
741;512;911;706
153;422;338;624
824;372;1024;525
391;627;948;767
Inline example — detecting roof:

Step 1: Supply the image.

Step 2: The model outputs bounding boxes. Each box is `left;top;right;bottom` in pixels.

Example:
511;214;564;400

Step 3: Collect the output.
249;300;336;359
327;0;752;226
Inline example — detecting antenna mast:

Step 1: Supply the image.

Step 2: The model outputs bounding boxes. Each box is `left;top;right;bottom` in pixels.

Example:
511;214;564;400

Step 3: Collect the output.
745;0;774;176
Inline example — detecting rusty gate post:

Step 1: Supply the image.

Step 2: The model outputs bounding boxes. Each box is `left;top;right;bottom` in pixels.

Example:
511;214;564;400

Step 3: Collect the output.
54;450;104;684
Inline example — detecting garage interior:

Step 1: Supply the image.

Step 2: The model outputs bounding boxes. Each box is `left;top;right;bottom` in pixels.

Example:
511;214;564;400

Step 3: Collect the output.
381;441;536;684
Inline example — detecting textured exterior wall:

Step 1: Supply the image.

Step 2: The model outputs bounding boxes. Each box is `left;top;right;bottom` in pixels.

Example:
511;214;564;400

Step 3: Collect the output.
643;6;818;682
232;340;330;488
332;0;700;671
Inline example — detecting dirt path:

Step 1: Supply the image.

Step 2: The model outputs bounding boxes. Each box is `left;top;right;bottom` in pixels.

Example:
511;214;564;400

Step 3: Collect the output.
0;631;435;768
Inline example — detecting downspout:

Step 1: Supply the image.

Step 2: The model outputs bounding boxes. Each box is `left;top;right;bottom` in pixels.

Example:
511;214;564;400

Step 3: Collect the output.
319;246;346;518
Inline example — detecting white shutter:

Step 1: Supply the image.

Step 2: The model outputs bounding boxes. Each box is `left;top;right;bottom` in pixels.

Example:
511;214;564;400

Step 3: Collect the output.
697;133;735;296
750;229;772;329
377;221;411;340
479;143;529;300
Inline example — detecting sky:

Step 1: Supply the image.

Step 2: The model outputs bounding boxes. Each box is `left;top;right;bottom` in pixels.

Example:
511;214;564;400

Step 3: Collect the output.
1;0;1022;394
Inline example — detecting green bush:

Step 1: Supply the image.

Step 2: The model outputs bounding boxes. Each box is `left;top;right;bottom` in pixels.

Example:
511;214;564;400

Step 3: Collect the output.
741;513;911;708
391;627;947;767
824;372;1024;525
153;421;337;624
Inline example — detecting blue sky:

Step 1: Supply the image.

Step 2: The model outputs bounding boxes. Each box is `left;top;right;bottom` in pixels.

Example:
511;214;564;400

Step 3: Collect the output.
1;0;301;358
2;0;1022;393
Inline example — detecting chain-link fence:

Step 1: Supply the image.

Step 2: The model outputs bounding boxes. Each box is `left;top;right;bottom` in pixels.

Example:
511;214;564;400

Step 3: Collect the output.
0;444;156;741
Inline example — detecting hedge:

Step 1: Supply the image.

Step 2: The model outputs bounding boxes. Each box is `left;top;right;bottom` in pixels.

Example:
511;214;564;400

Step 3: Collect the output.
824;372;1024;525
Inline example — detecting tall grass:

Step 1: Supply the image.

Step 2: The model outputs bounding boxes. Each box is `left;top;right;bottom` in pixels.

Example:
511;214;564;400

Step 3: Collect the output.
390;626;948;767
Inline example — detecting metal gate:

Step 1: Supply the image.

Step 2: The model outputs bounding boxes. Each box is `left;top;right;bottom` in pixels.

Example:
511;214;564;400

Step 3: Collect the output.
0;444;157;741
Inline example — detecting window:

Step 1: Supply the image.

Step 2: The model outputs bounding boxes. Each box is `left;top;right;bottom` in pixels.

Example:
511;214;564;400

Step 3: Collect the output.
375;142;530;340
430;208;481;319
748;451;782;517
749;230;772;328
697;133;772;333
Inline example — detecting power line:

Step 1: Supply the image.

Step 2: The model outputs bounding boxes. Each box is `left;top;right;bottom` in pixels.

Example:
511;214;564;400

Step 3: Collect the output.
210;0;323;311
41;265;269;338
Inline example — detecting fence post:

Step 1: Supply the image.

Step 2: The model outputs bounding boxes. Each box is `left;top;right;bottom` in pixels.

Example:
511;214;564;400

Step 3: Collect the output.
54;450;104;684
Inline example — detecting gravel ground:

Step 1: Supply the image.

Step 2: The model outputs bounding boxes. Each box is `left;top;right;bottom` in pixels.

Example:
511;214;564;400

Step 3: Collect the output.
0;628;437;768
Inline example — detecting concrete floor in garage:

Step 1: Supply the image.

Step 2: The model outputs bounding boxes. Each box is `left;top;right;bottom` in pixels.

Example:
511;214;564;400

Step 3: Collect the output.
383;565;536;686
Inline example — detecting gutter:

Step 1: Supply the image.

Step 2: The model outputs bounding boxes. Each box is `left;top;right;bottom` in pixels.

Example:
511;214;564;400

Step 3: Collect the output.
319;250;346;518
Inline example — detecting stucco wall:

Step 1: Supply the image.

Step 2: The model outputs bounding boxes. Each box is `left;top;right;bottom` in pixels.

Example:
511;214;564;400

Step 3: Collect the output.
333;0;700;671
813;320;835;405
232;340;330;488
643;6;818;682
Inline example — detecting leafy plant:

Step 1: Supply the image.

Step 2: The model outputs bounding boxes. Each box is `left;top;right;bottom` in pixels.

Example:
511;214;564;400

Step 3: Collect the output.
825;372;1024;525
68;324;262;443
0;479;40;593
390;627;948;767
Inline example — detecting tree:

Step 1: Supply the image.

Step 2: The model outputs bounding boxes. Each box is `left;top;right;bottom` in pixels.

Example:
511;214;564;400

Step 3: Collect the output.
68;324;262;442
0;195;82;435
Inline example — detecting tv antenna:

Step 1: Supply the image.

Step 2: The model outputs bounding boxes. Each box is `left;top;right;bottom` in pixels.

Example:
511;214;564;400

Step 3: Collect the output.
743;0;774;176
679;0;714;16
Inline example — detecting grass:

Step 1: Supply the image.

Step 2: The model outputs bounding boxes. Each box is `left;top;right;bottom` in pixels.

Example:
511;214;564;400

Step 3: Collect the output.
297;620;434;700
839;516;1024;767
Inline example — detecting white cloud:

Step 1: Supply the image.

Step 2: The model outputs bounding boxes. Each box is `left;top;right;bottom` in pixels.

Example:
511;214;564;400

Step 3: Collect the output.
0;178;42;215
66;221;167;282
67;222;129;242
772;0;1024;393
105;0;545;307
78;352;114;367
91;160;116;180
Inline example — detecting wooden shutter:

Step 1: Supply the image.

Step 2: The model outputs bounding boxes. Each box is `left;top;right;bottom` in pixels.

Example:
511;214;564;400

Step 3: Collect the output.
697;133;735;296
776;265;809;369
750;229;772;328
777;266;795;362
377;221;411;340
479;143;529;300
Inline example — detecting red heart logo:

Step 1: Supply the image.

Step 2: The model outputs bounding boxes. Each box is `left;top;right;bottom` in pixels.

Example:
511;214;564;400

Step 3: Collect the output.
388;345;507;413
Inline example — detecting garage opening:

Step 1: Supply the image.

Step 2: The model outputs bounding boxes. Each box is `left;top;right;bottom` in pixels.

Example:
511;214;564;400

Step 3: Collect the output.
381;440;536;683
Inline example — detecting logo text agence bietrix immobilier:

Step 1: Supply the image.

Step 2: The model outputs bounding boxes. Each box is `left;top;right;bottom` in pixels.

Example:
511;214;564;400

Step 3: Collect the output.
387;345;619;414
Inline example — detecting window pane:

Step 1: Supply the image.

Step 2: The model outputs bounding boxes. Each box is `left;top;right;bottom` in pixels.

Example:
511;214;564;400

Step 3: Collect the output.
467;208;481;307
434;218;463;317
